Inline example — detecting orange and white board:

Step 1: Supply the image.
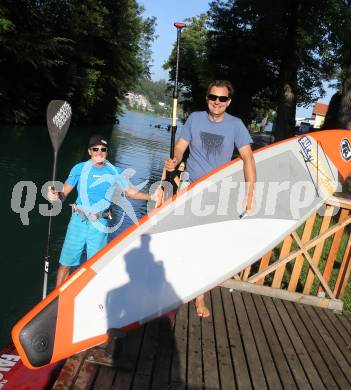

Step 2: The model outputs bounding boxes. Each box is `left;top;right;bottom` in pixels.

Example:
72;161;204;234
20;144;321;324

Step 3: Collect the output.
12;130;351;369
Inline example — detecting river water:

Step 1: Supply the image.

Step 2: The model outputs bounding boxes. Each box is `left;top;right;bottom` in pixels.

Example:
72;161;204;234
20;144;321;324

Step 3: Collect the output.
0;110;175;349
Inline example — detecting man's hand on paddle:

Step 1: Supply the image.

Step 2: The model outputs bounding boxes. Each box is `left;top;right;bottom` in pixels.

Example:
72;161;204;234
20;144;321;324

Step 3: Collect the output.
164;138;189;173
47;183;73;203
47;186;60;203
164;157;179;172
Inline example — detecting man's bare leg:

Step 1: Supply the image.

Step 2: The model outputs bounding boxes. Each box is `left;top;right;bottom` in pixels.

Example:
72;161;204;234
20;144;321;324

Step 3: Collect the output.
195;294;210;317
56;264;70;288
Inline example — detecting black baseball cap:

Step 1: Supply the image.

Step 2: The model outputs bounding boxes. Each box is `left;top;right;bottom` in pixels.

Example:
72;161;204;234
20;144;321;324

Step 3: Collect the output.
89;135;109;148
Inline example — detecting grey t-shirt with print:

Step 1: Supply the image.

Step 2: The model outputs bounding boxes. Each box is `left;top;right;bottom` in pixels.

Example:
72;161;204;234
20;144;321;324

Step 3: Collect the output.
178;111;253;182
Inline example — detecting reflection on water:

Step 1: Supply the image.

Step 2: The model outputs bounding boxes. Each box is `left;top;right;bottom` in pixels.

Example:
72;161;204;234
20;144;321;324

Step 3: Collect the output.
0;110;175;348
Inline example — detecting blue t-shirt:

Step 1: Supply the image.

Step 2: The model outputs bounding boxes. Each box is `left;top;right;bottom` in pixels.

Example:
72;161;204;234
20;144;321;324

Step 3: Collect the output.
65;160;128;212
179;111;253;181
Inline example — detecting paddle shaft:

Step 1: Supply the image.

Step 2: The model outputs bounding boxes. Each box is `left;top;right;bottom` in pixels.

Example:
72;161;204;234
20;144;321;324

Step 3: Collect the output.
42;100;72;299
170;24;184;157
42;150;58;299
166;22;186;196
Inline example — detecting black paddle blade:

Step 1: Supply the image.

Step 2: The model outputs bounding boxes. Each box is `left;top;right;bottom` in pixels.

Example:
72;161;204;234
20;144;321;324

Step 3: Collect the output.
46;100;72;152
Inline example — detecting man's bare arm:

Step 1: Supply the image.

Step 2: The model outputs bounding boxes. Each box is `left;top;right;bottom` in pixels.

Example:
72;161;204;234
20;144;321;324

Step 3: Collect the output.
238;144;256;210
124;187;163;207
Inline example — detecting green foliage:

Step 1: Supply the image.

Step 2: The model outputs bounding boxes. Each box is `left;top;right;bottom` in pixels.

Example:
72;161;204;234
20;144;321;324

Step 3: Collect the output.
165;0;350;138
207;0;346;137
0;0;155;125
163;14;210;116
133;78;171;107
130;78;172;115
317;1;351;129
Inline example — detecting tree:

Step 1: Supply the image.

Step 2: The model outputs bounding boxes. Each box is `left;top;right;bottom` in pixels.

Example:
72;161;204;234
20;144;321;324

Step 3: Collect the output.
323;1;351;129
0;0;155;125
165;1;346;139
0;0;70;124
207;0;342;139
163;15;210;117
337;58;351;129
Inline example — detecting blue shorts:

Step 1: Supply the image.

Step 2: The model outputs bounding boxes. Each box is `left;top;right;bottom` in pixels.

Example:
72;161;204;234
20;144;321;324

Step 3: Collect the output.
59;213;108;267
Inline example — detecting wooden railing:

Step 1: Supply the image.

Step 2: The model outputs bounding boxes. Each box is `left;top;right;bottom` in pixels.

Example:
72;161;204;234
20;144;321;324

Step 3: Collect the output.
222;196;351;311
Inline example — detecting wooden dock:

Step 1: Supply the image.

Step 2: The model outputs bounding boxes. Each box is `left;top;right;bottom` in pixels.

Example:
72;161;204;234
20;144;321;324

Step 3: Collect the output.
52;287;351;389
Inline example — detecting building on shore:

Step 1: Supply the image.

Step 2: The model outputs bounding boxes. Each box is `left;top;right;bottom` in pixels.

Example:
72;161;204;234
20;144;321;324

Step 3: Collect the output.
312;102;329;128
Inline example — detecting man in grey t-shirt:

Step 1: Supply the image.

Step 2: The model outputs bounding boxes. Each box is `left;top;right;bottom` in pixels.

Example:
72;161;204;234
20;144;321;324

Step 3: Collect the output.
165;80;256;318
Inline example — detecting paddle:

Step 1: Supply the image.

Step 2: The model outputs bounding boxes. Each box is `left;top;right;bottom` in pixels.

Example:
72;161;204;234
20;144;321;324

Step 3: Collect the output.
42;100;72;299
164;22;187;199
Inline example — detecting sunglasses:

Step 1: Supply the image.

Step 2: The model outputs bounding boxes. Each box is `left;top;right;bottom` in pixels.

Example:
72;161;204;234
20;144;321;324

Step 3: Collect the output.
207;94;230;102
91;147;108;152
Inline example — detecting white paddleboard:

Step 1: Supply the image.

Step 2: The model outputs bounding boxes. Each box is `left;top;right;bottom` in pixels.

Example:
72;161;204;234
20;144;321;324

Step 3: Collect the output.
12;130;351;368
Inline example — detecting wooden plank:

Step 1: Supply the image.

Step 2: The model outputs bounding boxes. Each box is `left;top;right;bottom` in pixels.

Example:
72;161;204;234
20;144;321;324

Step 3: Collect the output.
318;209;350;292
92;366;115;389
288;213;316;292
282;300;338;389
294;303;350;388
303;305;351;383
251;294;297;390
170;303;188;390
325;196;351;210
272;235;293;289
336;313;351;337
256;251;272;286
262;296;311;389
303;211;333;295
112;327;144;390
232;291;267;389
211;288;236;390
151;316;174;390
53;351;88;390
241;292;282;389
334;233;351;299
221;288;251;389
187;299;203;389
314;308;351;365
72;356;100;390
132;320;160;390
201;292;220;390
273;299;325;389
242;266;251;281
220;280;343;311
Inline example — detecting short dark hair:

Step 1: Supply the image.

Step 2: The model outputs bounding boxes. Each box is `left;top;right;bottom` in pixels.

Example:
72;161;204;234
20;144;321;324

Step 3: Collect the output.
207;80;234;98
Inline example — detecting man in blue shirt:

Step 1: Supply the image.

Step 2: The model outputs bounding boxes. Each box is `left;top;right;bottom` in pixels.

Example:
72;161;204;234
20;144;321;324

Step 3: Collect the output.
165;80;256;317
48;134;161;287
